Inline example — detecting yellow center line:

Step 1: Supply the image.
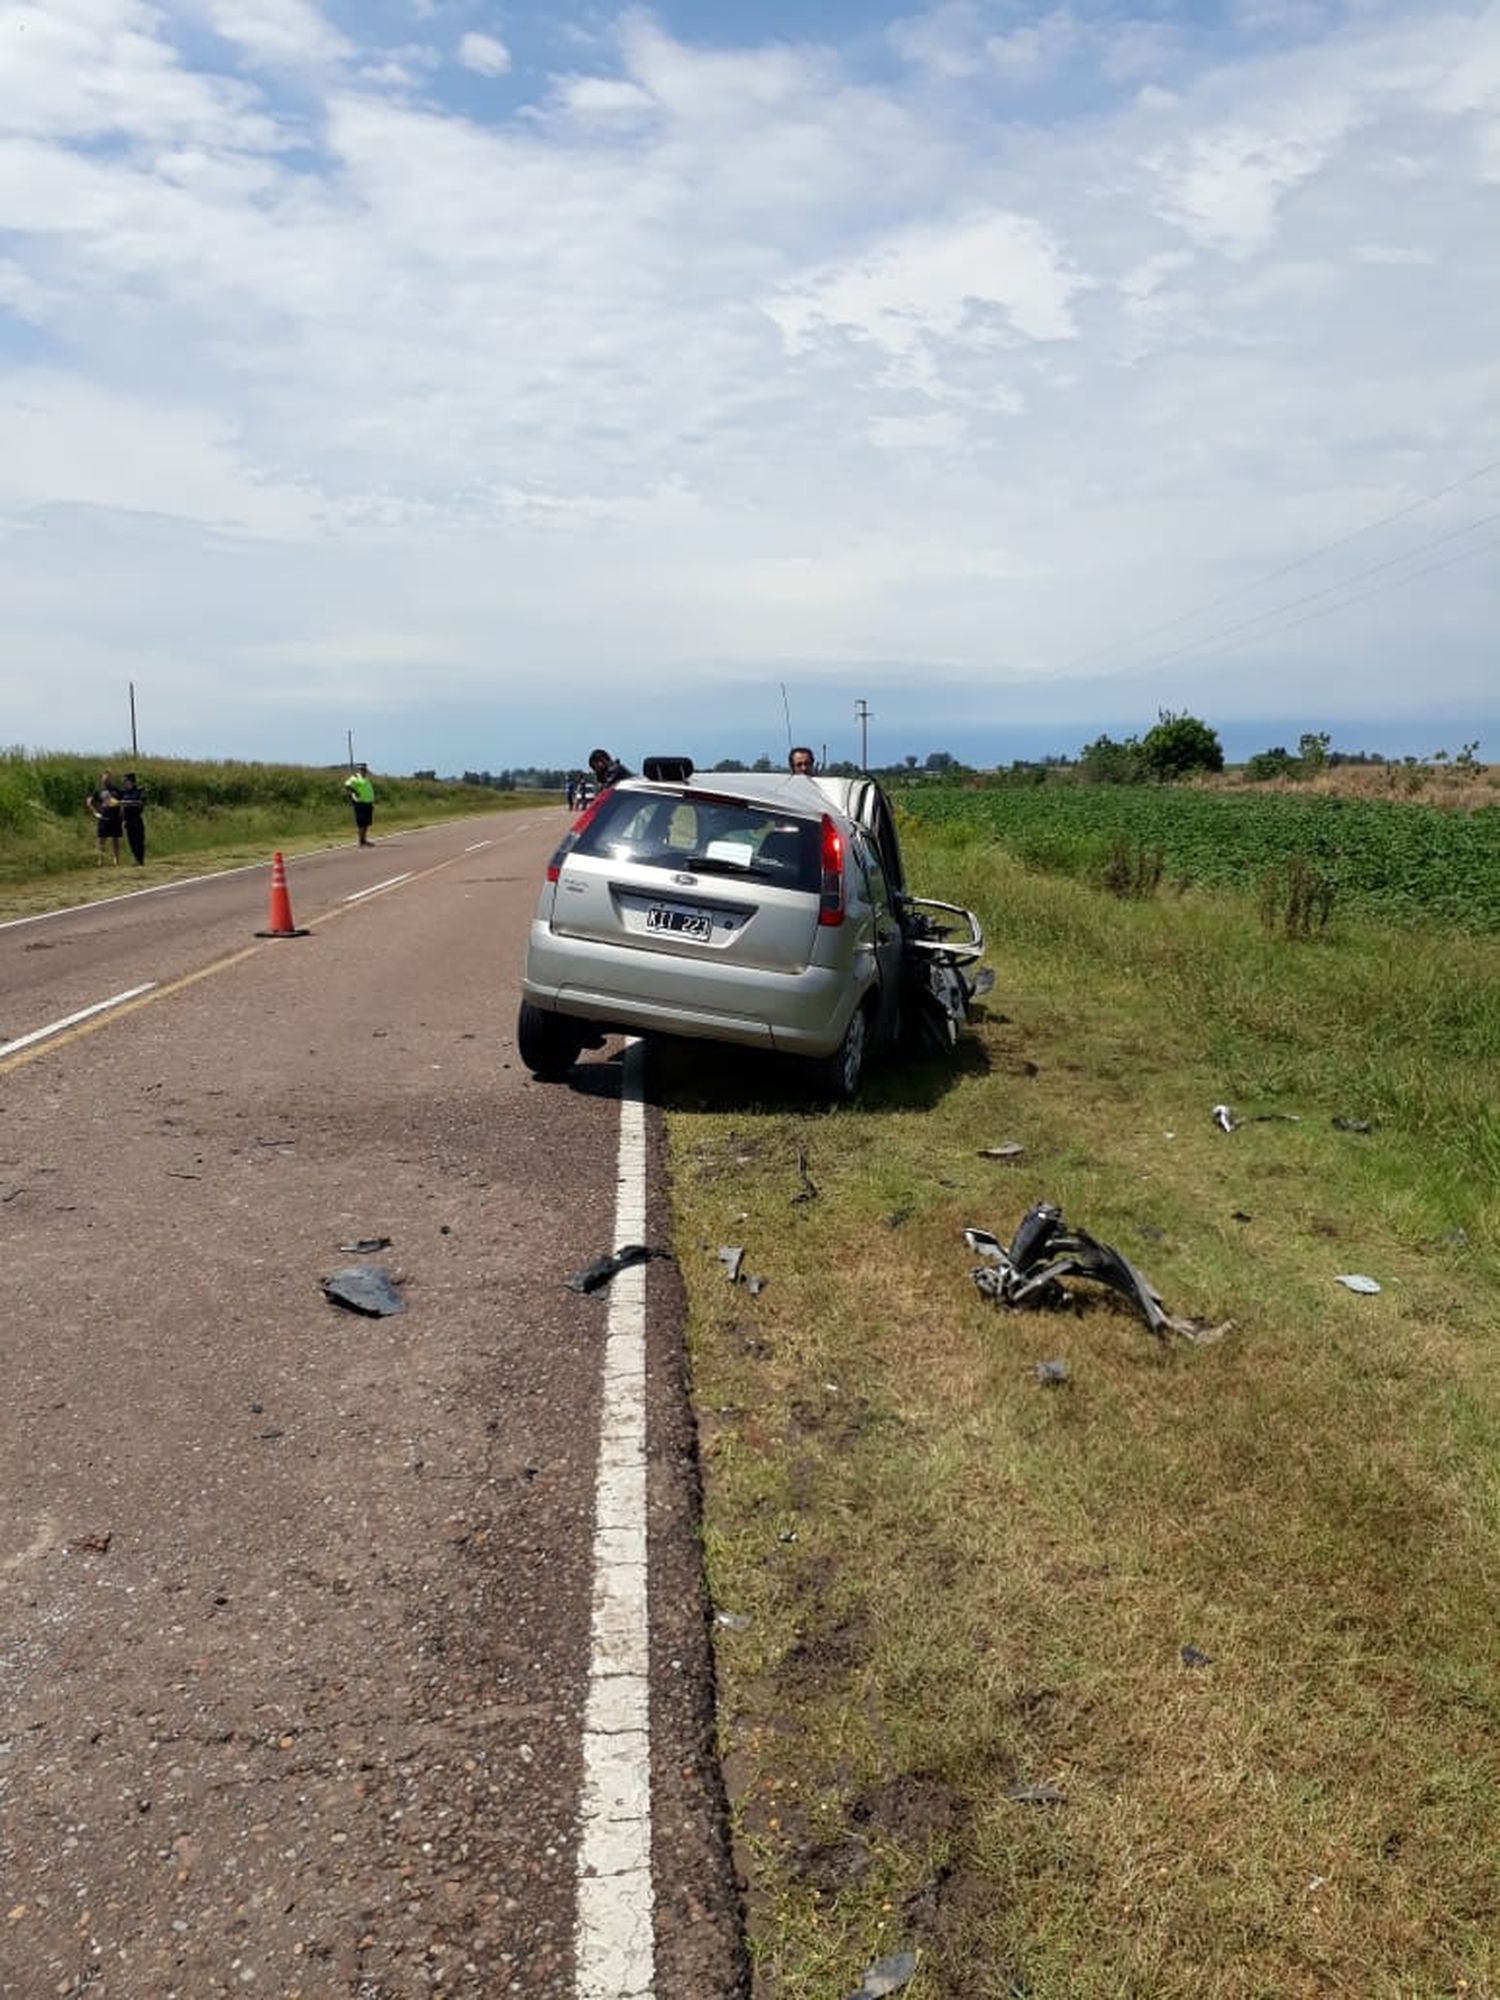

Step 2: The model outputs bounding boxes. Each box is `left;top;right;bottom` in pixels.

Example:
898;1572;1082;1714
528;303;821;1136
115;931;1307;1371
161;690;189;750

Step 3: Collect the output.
0;837;504;1076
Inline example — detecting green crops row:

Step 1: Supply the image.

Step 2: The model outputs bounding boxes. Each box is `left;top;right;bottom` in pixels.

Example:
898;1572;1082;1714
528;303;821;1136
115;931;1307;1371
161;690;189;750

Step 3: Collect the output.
902;784;1500;931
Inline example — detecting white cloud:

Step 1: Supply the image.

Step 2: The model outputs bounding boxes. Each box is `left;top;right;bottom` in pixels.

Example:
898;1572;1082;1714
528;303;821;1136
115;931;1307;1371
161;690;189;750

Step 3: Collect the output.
457;31;511;79
768;213;1086;362
197;0;350;68
558;75;656;116
0;2;1496;763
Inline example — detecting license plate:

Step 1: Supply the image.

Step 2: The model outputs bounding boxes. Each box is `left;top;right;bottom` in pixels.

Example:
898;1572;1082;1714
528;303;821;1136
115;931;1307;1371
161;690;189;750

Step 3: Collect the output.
645;902;713;940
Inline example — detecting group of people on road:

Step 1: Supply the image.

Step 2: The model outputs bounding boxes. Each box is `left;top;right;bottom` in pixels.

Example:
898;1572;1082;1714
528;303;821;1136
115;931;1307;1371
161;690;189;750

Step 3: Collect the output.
85;771;147;867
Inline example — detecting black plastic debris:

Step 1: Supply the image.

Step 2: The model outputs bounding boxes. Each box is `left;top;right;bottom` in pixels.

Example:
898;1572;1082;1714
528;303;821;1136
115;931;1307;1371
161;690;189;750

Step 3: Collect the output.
966;1202;1232;1344
322;1264;405;1316
563;1244;665;1294
847;1950;920;1999
1181;1644;1213;1668
900;898;988;1055
338;1236;392;1253
717;1245;745;1283
792;1151;820;1204
1004;1781;1066;1805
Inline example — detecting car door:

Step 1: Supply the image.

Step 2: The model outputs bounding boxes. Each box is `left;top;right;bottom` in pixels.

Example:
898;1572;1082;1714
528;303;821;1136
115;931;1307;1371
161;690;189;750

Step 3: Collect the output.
851;830;904;1045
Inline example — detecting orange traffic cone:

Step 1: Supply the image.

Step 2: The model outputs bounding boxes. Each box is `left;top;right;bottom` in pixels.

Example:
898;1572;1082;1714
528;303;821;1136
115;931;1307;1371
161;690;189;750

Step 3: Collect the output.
255;851;309;938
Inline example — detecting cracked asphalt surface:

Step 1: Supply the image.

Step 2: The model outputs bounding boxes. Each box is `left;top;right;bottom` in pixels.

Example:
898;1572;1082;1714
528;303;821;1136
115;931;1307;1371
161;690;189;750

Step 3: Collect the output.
0;813;743;1998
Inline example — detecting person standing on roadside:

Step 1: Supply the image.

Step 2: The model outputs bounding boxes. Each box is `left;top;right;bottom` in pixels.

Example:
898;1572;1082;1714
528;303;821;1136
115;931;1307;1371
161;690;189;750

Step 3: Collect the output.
86;770;122;866
344;762;375;846
117;772;147;865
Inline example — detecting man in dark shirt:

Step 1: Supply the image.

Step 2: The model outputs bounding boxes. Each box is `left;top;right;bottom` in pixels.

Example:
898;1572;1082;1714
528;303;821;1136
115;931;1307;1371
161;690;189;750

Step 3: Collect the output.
117;773;147;865
587;748;630;791
87;771;122;866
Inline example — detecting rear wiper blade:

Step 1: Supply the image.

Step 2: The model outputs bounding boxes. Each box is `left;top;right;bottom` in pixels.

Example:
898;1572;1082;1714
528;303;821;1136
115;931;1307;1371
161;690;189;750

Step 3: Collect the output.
676;854;756;876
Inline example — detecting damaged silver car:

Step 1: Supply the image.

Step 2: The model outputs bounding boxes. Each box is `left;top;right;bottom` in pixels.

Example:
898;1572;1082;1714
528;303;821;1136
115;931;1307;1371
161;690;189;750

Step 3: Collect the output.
517;757;988;1099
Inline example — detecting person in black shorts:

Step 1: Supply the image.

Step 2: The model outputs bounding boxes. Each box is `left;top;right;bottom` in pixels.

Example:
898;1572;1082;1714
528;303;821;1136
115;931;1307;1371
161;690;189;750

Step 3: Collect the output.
87;771;122;866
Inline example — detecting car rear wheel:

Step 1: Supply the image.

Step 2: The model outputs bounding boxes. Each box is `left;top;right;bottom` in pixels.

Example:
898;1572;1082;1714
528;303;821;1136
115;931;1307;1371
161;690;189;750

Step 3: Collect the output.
808;1001;868;1102
517;1000;585;1079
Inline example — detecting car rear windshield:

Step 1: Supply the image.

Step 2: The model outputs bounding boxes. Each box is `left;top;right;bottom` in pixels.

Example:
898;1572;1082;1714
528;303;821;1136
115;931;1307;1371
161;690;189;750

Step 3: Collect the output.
571;789;821;891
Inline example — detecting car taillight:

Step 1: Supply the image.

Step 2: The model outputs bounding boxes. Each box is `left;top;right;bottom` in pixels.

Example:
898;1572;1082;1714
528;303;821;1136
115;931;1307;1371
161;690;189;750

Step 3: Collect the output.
546;787;613;883
818;813;845;926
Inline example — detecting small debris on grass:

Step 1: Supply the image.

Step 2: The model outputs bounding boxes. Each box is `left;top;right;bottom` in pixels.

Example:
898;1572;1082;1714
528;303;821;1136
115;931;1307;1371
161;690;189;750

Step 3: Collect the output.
1335;1273;1382;1295
717;1245;745;1284
979;1142;1026;1160
791;1151;820;1204
1212;1103;1238;1133
338;1235;392;1253
746;1274;767;1297
715;1610;751;1632
1332;1116;1372;1133
1034;1359;1070;1385
883;1207;913;1230
1004;1781;1066;1805
967;1203;1233;1344
322;1264;405;1316
1231;1210;1253;1223
848;1949;920;1999
563;1244;667;1294
1181;1644;1213;1668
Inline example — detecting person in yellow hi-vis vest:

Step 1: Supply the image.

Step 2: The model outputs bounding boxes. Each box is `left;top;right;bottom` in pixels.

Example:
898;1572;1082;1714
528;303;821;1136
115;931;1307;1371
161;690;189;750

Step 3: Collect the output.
344;763;376;846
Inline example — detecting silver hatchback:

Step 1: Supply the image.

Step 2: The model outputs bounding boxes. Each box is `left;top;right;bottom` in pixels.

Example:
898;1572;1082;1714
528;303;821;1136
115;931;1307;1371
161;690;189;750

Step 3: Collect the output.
517;763;984;1098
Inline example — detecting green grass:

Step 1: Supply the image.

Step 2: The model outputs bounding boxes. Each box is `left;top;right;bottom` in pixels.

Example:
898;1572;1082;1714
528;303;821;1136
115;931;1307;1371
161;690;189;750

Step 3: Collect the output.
666;829;1499;1999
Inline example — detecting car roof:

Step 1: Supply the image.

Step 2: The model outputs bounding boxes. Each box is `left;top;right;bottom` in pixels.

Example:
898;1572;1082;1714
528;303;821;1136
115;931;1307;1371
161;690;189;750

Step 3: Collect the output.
617;768;881;827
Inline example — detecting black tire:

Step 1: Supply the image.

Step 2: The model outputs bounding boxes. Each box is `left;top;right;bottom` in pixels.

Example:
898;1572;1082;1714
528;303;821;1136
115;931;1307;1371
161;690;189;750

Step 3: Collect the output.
807;1001;869;1102
517;1000;585;1079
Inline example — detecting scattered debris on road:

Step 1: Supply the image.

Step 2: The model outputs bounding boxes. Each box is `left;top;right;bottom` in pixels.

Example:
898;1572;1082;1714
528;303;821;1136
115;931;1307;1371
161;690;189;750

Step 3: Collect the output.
338;1235;392;1253
562;1243;668;1294
69;1530;112;1555
321;1264;406;1316
966;1202;1232;1344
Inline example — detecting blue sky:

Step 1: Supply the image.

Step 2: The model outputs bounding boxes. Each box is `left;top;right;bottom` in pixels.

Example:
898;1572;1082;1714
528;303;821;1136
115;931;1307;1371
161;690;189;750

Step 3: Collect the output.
1;0;1496;773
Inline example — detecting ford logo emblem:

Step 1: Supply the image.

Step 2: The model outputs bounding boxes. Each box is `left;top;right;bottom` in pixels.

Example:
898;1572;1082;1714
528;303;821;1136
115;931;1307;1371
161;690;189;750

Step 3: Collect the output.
673;872;697;886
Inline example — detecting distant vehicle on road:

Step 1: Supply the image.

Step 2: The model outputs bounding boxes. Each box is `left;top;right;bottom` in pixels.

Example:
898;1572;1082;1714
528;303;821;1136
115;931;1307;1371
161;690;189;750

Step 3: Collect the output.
517;758;987;1099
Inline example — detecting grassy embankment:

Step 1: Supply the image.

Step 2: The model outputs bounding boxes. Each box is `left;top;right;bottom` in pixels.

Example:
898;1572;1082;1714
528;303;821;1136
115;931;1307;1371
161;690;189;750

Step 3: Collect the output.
0;750;539;920
666;793;1499;1999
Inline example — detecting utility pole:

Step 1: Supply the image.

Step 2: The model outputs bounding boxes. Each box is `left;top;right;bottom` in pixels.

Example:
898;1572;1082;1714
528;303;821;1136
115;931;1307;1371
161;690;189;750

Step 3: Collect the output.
855;699;872;772
347;728;355;770
129;681;139;759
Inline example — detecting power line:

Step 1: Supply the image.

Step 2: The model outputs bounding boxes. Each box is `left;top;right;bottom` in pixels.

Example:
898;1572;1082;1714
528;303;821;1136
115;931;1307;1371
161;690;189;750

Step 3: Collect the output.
1115;505;1500;678
1153;527;1500;674
1052;452;1500;674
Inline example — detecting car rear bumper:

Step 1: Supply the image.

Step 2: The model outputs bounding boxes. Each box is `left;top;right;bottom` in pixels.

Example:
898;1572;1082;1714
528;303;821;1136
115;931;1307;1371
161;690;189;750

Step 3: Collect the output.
521;923;863;1056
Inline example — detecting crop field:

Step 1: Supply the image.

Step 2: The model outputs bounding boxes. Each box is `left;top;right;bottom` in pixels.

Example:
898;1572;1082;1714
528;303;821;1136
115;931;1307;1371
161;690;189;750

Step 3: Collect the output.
901;784;1500;931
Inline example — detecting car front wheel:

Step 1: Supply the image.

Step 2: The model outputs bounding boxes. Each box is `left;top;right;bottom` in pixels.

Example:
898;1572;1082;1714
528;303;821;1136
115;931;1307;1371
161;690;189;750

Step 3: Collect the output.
517;1000;585;1080
808;1001;868;1102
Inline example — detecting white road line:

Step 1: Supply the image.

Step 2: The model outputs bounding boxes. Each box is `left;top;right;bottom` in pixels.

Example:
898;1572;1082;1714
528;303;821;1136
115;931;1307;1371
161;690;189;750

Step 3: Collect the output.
342;872;413;904
463;840;494;853
0;983;157;1059
576;1039;655;2000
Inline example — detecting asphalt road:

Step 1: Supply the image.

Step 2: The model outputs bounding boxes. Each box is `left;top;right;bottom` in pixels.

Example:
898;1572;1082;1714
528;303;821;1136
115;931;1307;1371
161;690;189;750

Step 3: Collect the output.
0;812;743;1998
